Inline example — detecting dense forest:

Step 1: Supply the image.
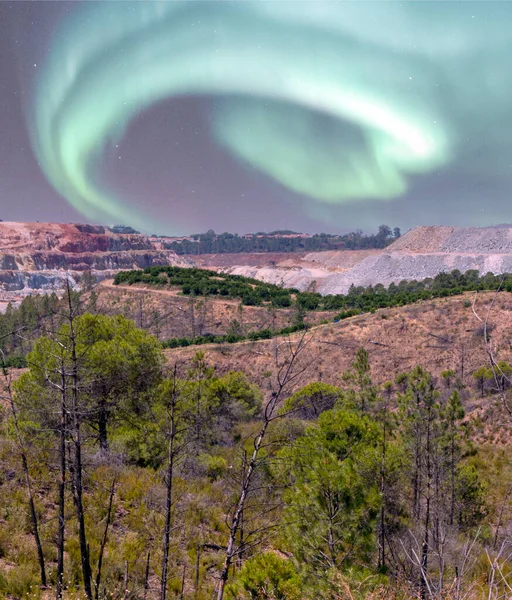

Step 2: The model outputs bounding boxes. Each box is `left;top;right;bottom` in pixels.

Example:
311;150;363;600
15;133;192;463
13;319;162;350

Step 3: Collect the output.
160;225;401;254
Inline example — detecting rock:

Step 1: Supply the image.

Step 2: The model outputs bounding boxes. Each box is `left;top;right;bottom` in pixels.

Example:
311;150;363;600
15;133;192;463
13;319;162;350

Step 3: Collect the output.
0;221;191;299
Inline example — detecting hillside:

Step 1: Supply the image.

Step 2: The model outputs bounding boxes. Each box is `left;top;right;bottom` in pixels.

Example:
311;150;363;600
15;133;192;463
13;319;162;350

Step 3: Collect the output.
4;222;512;311
2;280;512;598
201;225;512;294
0;222;190;308
96;279;334;340
163;291;511;403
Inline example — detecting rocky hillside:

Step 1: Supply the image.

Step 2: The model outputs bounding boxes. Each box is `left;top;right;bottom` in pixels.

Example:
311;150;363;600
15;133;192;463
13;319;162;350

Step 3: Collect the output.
4;222;512;307
205;226;512;295
388;225;512;253
0;222;190;306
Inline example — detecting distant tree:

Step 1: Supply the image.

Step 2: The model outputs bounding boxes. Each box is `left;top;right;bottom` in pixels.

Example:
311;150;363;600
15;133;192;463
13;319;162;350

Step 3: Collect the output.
341;347;378;413
472;366;493;397
283;382;343;420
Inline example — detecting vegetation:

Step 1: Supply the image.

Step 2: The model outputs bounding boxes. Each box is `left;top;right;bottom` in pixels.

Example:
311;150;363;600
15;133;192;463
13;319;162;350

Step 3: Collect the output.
162;323;308;348
114;266;298;308
160;225;400;254
115;265;512;327
1;283;512;600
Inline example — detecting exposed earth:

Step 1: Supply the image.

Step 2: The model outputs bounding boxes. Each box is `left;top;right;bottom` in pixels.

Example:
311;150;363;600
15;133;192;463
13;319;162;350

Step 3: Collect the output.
0;222;191;307
3;222;512;306
199;226;512;294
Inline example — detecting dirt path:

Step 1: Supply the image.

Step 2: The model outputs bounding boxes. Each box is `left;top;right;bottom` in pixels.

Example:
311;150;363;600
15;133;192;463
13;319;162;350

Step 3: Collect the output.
100;279;250;307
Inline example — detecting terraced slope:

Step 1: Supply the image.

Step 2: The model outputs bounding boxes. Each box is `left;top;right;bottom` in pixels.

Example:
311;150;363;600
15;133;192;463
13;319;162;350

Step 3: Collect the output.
0;222;190;305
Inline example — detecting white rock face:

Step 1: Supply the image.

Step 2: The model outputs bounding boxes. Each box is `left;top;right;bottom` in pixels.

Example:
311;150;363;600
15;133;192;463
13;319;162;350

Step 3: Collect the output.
208;226;512;295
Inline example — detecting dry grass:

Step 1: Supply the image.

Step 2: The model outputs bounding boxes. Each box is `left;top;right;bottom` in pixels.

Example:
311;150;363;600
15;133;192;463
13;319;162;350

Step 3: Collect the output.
162;291;512;403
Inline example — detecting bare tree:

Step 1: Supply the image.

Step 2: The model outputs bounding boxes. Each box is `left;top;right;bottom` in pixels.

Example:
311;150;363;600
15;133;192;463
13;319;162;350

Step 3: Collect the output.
215;332;314;600
472;284;512;415
161;365;179;600
64;284;93;599
95;478;117;600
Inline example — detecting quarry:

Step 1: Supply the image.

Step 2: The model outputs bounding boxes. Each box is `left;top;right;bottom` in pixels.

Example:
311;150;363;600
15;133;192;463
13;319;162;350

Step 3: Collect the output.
2;222;512;308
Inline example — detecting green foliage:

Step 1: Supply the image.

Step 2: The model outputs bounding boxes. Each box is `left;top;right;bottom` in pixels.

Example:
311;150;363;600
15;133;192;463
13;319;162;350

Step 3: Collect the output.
455;463;488;528
0;562;41;598
161;225;398;255
341;347;379;413
0;293;60;358
279;409;380;572
162;323;308;348
226;553;303;600
200;454;228;482
117;266;512;338
472;365;494;396
0;318;502;599
15;313;164;452
282;382;344;420
114;265;296;308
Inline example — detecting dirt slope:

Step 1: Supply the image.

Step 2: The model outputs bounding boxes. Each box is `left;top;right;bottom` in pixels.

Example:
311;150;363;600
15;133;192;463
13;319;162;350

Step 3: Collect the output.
96;280;335;340
0;222;190;304
163;291;512;392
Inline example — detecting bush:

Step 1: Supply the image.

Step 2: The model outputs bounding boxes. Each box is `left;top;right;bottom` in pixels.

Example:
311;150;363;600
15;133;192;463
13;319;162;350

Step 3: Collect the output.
226;553;302;600
200;454;228;481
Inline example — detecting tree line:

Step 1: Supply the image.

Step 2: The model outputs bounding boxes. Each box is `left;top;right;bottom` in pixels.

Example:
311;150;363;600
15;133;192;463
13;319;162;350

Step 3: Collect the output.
115;265;512;317
160;225;401;254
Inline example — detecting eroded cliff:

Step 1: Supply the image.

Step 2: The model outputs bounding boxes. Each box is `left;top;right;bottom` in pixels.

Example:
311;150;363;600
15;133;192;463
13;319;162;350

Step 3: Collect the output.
0;222;190;305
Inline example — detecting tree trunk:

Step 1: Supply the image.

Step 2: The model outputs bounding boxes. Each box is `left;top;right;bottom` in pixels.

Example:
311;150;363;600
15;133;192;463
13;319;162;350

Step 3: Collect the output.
450;431;455;527
216;333;309;600
420;403;433;600
194;547;201;600
144;552;151;600
420;496;430;600
378;419;387;571
98;399;108;454
161;368;178;600
217;401;279;599
94;478;116;600
57;364;67;600
26;455;47;589
67;288;93;600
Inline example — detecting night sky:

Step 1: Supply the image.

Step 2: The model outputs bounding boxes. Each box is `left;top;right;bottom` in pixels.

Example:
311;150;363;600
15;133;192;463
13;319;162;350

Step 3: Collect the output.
2;1;512;235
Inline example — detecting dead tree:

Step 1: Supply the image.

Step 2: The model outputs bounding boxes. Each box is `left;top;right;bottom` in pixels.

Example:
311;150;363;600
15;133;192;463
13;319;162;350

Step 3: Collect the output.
472;284;512;415
216;332;313;600
57;347;68;600
64;282;93;599
161;365;178;600
94;478;117;600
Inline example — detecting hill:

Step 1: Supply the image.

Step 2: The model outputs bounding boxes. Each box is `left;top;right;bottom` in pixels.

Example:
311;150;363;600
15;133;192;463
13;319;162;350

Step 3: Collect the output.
0;221;190;308
96;279;334;340
201;225;512;294
163;291;512;428
2;279;512;598
4;222;512;310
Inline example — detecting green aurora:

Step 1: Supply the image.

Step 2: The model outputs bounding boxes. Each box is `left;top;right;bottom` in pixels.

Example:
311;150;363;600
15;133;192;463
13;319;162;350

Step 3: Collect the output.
29;1;512;230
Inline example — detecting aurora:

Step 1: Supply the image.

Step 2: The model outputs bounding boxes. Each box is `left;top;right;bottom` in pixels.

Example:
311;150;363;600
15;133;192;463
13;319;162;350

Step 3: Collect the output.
28;1;512;230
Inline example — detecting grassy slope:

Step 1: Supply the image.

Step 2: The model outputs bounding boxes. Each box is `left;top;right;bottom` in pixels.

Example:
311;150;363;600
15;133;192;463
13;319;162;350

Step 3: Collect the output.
96;280;335;340
162;291;512;438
